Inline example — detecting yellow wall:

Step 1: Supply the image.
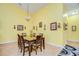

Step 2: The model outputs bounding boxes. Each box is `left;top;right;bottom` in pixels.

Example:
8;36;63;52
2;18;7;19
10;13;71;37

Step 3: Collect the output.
1;3;76;46
30;4;64;46
0;3;79;47
64;14;79;41
63;3;79;46
0;4;32;43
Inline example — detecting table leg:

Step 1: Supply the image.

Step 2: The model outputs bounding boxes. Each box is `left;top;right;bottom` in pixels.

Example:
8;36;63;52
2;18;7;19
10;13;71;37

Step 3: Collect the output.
43;38;45;49
28;42;31;56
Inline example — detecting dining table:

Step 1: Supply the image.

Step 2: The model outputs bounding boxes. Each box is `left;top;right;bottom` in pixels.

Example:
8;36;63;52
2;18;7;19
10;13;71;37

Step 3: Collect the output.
24;36;36;56
24;36;45;56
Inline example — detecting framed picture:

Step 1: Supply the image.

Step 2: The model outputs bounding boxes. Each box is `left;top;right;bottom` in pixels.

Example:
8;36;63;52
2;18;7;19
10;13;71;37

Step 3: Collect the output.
72;25;76;31
14;25;16;29
36;26;38;31
44;24;46;30
17;25;23;31
24;26;26;30
33;26;35;30
50;22;57;30
39;22;42;28
63;23;68;30
58;23;61;28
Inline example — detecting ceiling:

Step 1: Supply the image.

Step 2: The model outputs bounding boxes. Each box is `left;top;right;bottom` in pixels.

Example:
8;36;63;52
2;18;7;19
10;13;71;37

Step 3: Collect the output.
16;3;79;14
63;3;79;13
17;3;48;14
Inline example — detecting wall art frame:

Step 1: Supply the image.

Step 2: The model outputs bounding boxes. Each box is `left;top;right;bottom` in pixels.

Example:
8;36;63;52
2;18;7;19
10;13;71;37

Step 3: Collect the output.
17;25;23;31
72;25;76;31
39;22;42;28
50;22;57;30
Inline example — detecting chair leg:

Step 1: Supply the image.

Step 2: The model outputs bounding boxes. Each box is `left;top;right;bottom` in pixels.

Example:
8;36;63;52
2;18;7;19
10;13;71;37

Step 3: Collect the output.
31;46;32;52
23;48;25;56
20;46;22;53
35;49;37;55
18;40;21;49
40;46;42;52
40;43;42;52
28;46;31;56
20;48;22;53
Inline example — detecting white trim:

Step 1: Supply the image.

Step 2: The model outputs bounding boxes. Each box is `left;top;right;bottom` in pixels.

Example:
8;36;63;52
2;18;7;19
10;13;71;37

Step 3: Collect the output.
66;40;79;43
0;40;17;44
46;41;64;49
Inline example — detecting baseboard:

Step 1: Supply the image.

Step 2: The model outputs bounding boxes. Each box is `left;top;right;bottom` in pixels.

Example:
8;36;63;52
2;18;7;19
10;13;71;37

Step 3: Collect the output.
0;40;17;44
46;41;64;49
66;40;79;43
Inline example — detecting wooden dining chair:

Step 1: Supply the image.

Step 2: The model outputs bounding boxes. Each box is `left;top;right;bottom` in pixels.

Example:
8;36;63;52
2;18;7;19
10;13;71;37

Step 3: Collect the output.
41;37;45;49
17;34;22;52
38;33;45;49
20;35;30;56
31;35;42;54
36;35;42;51
19;35;38;56
22;33;27;37
17;34;20;49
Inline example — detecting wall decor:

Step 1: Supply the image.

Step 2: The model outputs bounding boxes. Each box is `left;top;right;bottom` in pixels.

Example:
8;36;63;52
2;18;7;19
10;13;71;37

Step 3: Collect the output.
17;25;23;31
50;22;57;30
39;22;42;28
44;24;46;30
14;25;16;29
63;23;68;30
58;23;61;28
33;26;35;30
72;25;76;31
24;26;26;30
36;26;38;31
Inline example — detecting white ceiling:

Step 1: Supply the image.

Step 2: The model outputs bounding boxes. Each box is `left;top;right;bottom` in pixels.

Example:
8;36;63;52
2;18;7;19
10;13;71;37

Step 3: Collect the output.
17;3;48;14
63;3;79;13
16;3;79;14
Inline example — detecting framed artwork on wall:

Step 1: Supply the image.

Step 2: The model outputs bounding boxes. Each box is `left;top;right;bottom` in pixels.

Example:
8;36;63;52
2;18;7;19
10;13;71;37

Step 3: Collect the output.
58;23;61;28
17;25;23;31
36;26;38;31
39;22;42;28
72;25;76;31
44;24;46;30
14;25;16;29
33;26;35;30
24;26;26;30
50;22;57;30
63;23;68;30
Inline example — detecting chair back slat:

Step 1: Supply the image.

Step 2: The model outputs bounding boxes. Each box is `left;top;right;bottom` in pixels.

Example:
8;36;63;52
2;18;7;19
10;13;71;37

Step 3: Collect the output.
20;35;25;48
17;34;21;48
35;35;42;44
